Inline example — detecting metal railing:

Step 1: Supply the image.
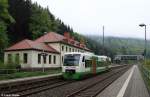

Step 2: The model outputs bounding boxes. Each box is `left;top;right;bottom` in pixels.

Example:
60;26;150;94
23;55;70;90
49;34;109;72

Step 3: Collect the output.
140;65;150;80
0;69;20;75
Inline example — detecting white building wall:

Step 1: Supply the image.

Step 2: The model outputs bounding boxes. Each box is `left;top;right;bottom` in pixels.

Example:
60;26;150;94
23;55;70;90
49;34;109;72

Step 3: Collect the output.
4;51;32;68
4;42;92;68
30;51;60;68
4;50;60;68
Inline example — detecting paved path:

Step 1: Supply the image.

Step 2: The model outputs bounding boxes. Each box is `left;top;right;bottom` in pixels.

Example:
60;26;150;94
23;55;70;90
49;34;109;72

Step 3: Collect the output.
97;65;150;97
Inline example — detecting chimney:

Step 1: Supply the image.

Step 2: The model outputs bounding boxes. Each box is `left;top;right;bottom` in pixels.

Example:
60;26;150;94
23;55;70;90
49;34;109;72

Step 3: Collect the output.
71;36;74;41
70;36;75;44
64;32;70;39
80;38;85;48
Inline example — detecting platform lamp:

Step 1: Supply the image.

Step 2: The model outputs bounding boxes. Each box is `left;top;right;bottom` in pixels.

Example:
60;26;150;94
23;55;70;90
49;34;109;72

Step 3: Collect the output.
41;32;47;72
139;23;147;65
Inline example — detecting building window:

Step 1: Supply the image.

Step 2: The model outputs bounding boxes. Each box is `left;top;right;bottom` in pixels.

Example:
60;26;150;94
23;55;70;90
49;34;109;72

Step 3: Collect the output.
23;53;28;64
49;55;51;64
38;54;41;64
66;46;68;52
82;56;85;62
62;45;64;51
8;54;12;63
62;56;64;63
43;56;47;64
53;55;56;64
15;53;19;63
69;48;71;52
72;48;74;52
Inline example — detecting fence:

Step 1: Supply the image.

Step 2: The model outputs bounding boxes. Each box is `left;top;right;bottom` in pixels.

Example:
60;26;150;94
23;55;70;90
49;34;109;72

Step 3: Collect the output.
139;64;150;80
0;69;20;75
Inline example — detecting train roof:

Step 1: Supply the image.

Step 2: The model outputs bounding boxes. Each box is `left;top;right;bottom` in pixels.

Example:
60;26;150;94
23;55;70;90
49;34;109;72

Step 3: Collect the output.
64;52;94;55
64;52;110;59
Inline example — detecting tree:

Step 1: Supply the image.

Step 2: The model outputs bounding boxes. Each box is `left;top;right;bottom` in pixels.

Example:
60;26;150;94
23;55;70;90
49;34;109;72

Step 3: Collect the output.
0;0;14;23
8;0;32;44
0;0;14;60
29;3;53;39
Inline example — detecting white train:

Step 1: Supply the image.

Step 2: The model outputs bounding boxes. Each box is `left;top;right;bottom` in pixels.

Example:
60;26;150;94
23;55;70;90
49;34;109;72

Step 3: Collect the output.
62;52;111;80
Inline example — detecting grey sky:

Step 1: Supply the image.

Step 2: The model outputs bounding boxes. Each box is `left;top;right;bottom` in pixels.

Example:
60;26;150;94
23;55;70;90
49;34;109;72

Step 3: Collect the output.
32;0;150;39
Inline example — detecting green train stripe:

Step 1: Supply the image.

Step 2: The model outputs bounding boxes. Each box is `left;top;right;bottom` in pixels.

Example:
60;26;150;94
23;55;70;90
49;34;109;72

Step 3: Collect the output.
63;66;108;80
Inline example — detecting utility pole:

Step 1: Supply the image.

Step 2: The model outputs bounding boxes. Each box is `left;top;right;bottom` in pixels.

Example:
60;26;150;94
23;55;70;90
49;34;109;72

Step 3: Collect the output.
102;25;105;55
144;25;147;63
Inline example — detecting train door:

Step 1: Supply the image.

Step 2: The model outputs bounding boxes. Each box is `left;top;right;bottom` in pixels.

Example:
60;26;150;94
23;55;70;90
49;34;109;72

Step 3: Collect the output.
92;57;96;74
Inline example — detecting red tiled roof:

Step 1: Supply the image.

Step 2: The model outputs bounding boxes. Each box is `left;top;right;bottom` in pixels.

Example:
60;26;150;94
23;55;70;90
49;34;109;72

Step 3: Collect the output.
35;32;66;43
35;32;91;51
5;39;59;53
6;32;91;52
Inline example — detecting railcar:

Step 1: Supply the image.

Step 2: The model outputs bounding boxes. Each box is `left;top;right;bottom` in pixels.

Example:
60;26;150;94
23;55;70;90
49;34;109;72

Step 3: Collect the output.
62;52;111;80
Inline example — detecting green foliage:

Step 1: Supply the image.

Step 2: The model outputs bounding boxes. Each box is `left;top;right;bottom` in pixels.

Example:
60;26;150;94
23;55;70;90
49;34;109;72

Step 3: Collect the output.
7;0;73;41
29;4;53;39
85;36;116;58
0;54;21;70
87;35;150;58
0;22;8;49
0;62;20;70
0;0;14;61
0;0;14;24
142;60;150;66
8;0;32;44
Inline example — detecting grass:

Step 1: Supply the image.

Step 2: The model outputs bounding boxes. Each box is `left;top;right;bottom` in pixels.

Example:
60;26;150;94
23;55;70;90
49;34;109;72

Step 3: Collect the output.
0;68;61;81
140;67;150;93
140;61;150;93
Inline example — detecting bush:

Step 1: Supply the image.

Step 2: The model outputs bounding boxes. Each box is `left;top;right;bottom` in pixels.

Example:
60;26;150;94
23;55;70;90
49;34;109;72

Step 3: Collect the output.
0;60;21;74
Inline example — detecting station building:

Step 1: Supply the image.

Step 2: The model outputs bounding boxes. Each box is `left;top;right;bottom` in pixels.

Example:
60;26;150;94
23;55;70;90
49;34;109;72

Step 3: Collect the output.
4;32;92;69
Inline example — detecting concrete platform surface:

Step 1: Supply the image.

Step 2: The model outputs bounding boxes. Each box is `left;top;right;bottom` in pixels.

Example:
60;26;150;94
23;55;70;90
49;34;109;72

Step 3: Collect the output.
0;73;62;85
97;65;150;97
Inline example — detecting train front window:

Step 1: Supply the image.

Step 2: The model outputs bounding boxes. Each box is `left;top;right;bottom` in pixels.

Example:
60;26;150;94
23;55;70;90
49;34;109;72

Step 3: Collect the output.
64;54;80;66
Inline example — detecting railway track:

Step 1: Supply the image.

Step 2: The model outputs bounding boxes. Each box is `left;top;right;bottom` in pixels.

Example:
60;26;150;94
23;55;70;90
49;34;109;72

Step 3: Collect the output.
66;66;130;97
1;77;73;97
0;65;130;97
15;80;73;97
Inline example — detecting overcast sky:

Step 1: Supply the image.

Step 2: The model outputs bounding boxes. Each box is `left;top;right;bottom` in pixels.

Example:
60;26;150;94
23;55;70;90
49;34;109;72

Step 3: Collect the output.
32;0;150;39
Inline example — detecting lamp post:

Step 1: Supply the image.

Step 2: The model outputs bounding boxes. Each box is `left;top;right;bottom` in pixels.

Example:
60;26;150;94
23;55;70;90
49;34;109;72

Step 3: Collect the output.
42;32;47;72
139;23;147;64
102;26;105;55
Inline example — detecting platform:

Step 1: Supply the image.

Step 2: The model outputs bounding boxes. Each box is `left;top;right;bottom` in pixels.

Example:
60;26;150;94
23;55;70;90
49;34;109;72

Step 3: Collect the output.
97;65;150;97
0;73;62;85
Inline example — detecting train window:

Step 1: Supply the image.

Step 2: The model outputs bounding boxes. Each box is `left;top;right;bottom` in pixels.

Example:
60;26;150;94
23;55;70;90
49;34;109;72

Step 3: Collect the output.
85;60;91;68
64;54;80;66
82;56;85;62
